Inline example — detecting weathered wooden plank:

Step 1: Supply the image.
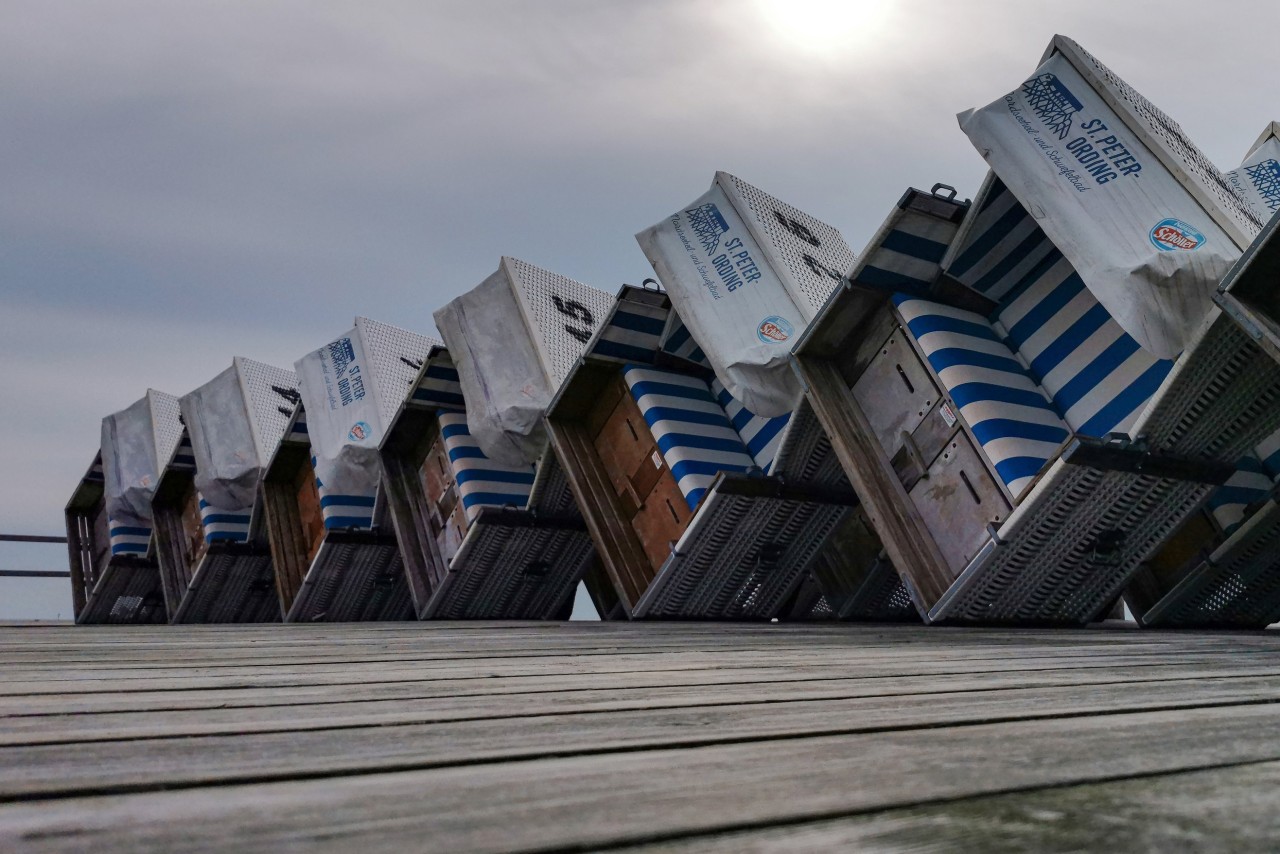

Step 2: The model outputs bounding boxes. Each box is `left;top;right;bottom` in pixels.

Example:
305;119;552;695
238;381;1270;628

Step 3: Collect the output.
7;666;1280;746
3;677;1280;798
1;705;1278;852
636;759;1280;852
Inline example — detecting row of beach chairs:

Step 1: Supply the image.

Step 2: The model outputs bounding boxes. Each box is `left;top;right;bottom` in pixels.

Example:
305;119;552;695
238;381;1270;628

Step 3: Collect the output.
66;35;1280;628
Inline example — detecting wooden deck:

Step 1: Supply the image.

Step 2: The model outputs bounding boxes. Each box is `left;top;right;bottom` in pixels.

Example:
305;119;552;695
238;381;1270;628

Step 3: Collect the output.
1;621;1279;850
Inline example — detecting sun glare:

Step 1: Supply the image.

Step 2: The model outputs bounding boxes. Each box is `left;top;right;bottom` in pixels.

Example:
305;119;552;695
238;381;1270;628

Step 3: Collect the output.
754;0;893;55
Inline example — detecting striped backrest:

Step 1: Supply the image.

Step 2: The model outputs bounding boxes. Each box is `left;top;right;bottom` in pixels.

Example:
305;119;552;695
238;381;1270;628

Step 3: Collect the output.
709;378;790;473
170;435;197;472
1258;428;1280;480
947;176;1176;439
659;311;713;369
107;519;150;556
411;351;465;411
622;365;758;511
893;294;1071;499
437;412;535;521
849;189;964;296
993;255;1175;438
198;496;252;544
590;293;668;364
312;454;376;531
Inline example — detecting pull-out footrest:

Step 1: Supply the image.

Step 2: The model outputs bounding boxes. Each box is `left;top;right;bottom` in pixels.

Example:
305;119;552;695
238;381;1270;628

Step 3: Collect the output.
632;474;859;619
286;532;415;622
421;508;594;619
77;560;167;625
172;549;280;623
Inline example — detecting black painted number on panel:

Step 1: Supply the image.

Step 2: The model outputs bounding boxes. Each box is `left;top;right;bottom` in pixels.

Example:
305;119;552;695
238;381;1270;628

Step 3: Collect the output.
552;295;594;344
803;254;842;281
773;210;820;247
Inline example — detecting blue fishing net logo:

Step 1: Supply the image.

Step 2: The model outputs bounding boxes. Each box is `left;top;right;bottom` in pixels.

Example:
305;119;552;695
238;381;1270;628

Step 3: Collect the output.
687;203;731;256
1022;73;1083;140
1245;159;1280;213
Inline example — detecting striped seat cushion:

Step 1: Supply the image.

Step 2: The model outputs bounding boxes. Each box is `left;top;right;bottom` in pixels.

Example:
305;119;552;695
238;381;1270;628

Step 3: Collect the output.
1207;455;1275;537
622;365;758;511
893;294;1070;498
710;378;790;473
107;518;151;556
198;496;252;544
1259;428;1280;480
313;454;376;531
437;412;535;521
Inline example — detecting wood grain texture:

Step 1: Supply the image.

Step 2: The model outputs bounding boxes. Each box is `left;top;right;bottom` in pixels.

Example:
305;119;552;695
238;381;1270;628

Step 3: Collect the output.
0;622;1277;851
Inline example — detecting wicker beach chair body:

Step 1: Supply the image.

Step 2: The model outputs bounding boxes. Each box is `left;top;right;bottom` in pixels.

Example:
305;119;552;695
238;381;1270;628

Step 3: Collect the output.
379;347;596;621
794;37;1279;625
149;358;298;623
545;173;950;620
547;283;917;621
65;390;183;624
260;318;438;622
382;259;608;620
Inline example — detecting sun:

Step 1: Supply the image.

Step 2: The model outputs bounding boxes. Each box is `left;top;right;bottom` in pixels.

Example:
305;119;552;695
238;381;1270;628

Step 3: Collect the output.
753;0;894;55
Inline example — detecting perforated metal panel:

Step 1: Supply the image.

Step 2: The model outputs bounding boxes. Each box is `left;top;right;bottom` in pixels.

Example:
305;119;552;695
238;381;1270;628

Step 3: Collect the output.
355;317;441;429
234;357;299;462
720;172;856;317
147;390;185;472
503;257;613;385
1060;37;1266;240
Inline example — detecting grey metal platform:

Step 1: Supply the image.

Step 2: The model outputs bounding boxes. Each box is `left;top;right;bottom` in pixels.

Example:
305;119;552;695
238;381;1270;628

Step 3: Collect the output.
0;621;1278;851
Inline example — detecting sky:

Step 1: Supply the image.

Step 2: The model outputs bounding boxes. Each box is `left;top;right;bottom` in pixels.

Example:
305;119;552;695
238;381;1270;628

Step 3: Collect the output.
2;0;1275;619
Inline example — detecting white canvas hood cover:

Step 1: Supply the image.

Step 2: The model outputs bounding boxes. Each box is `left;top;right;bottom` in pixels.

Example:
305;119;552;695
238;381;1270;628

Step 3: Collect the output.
100;389;184;551
957;36;1265;359
295;318;439;521
435;257;611;466
1225;122;1280;221
636;171;855;417
180;357;299;512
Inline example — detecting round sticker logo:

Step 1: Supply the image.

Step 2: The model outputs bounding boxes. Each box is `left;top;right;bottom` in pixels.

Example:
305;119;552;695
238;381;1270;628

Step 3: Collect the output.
757;316;794;344
348;421;372;442
1149;218;1205;251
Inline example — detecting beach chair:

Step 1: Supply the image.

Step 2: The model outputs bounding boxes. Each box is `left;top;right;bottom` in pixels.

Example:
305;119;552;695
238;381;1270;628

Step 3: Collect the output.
793;35;1279;625
1124;213;1280;627
545;172;931;620
260;317;438;621
150;358;298;623
64;390;183;624
377;258;605;619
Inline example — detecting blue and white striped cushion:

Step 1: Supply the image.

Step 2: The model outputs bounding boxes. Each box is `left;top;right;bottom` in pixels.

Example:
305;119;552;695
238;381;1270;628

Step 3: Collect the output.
107;518;151;556
992;245;1174;440
411;355;464;410
894;295;1070;498
622;365;757;511
1207;455;1275;537
171;436;197;471
592;299;667;363
437;412;535;521
946;178;1064;301
285;408;309;443
659;313;711;368
1258;428;1280;480
312;454;376;531
709;378;790;473
198;496;252;544
851;202;956;296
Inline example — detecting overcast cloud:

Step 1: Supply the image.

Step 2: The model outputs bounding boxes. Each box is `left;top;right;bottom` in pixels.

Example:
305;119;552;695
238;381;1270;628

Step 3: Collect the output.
2;0;1274;617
